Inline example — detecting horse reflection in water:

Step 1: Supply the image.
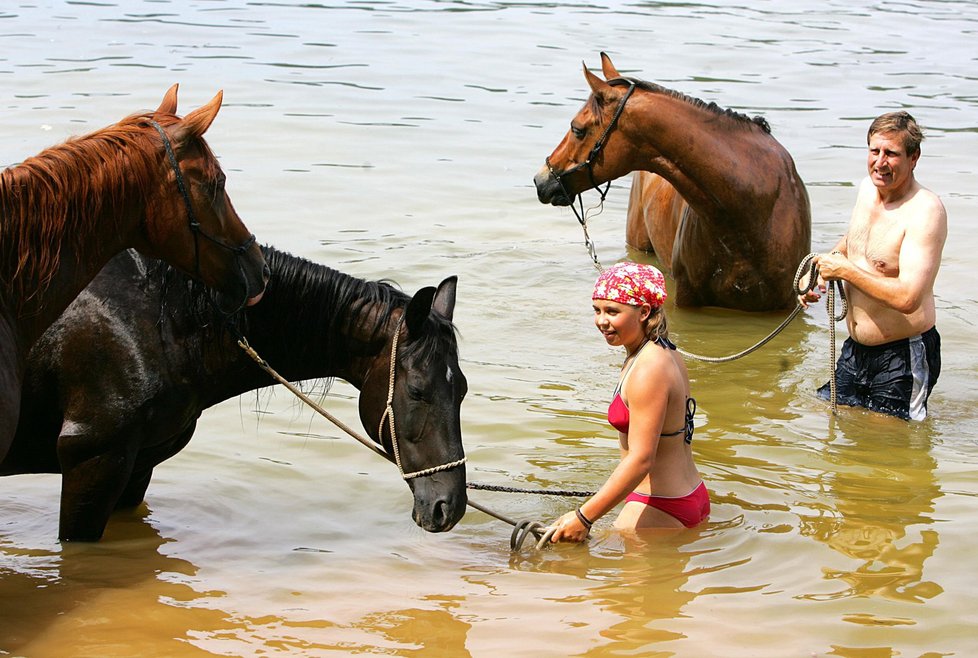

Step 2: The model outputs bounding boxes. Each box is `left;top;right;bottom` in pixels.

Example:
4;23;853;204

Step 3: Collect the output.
0;86;268;477
3;246;467;541
534;53;810;311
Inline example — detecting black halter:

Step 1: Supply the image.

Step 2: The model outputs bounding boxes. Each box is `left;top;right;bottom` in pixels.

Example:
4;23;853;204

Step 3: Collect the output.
545;78;636;226
150;120;258;314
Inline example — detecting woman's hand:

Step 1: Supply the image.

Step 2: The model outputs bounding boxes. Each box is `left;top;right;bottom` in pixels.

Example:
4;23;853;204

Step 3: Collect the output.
548;509;590;543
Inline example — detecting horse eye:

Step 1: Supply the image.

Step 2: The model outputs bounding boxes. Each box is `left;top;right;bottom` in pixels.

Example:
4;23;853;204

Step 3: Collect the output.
407;384;426;401
571;125;586;139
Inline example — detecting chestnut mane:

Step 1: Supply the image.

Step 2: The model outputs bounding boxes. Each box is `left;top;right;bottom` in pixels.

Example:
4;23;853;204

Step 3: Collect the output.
0;112;183;300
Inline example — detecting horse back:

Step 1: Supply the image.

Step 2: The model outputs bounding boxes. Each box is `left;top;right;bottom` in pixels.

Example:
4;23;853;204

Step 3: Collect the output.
5;251;183;475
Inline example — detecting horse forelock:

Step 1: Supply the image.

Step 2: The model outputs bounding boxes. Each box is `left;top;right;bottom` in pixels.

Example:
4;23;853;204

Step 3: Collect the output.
0;112;166;300
403;312;460;367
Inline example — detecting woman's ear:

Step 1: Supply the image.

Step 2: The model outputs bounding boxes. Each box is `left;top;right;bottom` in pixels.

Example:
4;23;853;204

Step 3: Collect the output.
639;304;652;322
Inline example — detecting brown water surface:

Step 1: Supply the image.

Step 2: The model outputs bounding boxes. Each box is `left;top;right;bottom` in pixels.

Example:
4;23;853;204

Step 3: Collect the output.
2;1;976;656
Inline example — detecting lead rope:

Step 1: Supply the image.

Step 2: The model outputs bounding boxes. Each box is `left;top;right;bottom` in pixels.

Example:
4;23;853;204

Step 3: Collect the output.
234;330;549;549
674;253;846;412
476;255;850;548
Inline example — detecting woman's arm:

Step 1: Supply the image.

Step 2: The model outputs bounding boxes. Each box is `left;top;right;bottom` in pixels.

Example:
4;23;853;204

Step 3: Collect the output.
549;354;670;542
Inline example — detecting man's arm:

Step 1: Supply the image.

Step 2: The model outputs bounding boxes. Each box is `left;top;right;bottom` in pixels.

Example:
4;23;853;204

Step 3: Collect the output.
819;194;947;313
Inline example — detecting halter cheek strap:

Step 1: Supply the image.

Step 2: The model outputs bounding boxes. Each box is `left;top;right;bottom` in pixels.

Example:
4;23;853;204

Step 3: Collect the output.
379;318;466;480
545;78;636;270
149;119;258;314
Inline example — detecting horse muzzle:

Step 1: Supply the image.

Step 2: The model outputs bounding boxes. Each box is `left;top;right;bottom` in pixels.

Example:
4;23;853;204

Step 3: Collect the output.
533;166;572;206
408;467;467;532
246;262;271;306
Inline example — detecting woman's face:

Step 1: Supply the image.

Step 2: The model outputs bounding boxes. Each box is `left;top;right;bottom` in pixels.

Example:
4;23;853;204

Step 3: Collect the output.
593;299;650;349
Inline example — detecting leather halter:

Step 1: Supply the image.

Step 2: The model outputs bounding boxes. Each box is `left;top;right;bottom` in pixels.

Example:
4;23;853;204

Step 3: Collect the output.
149;120;259;314
545;77;637;224
149;120;257;269
378;317;466;480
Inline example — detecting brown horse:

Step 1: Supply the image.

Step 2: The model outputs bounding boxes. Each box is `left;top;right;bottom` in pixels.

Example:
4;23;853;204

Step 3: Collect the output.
534;53;811;311
0;86;268;470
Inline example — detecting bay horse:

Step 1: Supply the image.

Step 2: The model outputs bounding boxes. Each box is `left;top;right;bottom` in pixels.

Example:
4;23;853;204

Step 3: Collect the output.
534;53;811;311
0;86;268;472
2;246;467;541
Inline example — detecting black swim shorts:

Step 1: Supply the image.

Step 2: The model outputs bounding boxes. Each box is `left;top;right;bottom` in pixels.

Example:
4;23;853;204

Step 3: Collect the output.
817;326;941;421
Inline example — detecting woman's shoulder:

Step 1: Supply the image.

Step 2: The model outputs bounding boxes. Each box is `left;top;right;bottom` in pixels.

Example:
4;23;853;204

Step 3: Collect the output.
631;340;684;384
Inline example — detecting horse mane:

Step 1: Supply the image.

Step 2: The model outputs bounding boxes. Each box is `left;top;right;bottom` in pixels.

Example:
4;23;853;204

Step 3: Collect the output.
240;246;459;364
0;112;185;301
608;77;772;134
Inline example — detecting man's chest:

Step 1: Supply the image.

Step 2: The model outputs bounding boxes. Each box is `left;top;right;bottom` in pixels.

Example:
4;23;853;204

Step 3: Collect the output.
848;212;906;276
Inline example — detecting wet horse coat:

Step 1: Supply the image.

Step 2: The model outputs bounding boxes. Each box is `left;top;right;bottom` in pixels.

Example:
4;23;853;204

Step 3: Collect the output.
0;86;267;472
3;247;467;541
534;53;810;311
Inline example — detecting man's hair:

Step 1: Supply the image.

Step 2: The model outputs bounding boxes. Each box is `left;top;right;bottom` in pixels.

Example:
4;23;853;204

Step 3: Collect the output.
868;111;924;156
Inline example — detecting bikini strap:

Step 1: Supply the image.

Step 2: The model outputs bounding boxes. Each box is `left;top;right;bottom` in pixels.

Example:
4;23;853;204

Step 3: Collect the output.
614;338;652;396
682;397;697;444
653;335;677;351
660;396;697;443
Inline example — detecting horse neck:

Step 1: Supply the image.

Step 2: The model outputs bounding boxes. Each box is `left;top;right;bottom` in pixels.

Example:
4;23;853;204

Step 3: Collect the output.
9;211;132;347
238;250;401;390
623;90;761;217
2;129;151;344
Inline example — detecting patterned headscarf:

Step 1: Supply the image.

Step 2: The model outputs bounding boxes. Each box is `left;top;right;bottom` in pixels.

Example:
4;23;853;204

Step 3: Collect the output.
592;262;667;308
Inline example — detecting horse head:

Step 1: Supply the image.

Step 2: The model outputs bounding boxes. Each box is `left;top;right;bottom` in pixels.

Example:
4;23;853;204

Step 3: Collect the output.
534;52;641;206
358;276;468;532
140;85;268;313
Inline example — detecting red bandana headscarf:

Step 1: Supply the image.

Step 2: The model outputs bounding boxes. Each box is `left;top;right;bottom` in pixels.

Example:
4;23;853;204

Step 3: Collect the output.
592;262;667;308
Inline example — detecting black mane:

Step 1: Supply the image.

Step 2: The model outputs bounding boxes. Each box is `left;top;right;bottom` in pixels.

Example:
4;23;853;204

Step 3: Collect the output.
610;77;771;133
242;246;458;364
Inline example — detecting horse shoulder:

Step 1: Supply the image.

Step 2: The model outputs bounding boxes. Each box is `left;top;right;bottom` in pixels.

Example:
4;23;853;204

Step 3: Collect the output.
626;171;687;268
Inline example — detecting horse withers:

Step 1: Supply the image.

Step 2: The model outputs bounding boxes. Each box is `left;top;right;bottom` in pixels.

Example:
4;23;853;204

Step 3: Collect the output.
3;247;467;541
534;52;810;311
0;87;268;467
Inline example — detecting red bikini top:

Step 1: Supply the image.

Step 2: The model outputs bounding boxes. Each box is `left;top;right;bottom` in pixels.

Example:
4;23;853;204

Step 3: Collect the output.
607;336;696;443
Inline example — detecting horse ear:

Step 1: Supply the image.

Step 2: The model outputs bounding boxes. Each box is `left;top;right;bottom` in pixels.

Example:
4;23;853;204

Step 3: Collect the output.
405;286;436;337
432;276;458;323
584;61;613;100
156;84;179;116
177;89;223;138
599;52;621;79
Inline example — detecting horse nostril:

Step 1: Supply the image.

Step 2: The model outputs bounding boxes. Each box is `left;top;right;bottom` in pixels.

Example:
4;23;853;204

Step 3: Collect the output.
433;499;449;528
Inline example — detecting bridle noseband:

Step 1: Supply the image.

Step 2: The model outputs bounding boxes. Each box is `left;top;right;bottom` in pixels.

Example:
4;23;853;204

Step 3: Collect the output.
378;317;466;481
545;78;636;224
149;120;258;313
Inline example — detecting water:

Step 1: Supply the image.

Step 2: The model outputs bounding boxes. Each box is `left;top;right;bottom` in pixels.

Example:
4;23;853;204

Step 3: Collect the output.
2;1;977;656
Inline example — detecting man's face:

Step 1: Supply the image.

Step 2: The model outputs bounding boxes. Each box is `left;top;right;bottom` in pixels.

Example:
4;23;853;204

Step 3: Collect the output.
867;131;920;192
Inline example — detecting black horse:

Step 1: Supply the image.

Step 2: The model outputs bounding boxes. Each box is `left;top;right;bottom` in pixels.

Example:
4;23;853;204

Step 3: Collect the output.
2;246;468;541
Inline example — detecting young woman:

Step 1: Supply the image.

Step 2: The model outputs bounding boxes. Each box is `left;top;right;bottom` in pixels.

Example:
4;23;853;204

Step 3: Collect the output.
550;262;709;543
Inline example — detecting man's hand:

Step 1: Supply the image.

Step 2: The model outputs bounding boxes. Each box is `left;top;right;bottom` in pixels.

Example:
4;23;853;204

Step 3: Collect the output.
816;251;849;282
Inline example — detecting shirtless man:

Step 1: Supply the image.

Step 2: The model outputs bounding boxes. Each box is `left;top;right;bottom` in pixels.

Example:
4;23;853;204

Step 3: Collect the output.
802;111;947;420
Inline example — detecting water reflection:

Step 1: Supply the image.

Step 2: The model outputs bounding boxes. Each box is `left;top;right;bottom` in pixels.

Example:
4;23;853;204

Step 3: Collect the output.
0;500;226;656
798;418;943;607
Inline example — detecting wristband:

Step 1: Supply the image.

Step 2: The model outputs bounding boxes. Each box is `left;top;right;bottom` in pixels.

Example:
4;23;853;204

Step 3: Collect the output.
575;507;594;531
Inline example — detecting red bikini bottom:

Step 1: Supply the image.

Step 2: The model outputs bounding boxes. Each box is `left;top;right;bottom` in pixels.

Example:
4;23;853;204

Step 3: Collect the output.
625;481;710;528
